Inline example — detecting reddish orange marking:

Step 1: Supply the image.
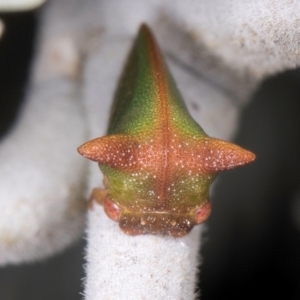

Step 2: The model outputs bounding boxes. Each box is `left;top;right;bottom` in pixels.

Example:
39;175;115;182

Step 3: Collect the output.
143;26;171;203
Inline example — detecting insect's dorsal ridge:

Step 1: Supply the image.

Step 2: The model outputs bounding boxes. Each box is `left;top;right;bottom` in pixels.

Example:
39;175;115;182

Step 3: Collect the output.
108;24;206;138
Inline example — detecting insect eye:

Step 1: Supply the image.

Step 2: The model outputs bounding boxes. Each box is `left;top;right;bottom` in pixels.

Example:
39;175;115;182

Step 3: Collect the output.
195;202;211;224
103;198;121;221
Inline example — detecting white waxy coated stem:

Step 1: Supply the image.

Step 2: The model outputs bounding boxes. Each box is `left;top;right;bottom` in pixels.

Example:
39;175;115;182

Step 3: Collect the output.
0;0;88;265
0;0;45;11
85;204;203;300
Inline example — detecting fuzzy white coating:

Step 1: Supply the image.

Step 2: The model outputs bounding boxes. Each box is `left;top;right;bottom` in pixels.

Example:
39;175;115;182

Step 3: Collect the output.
0;78;88;265
0;1;88;265
0;0;45;11
85;204;202;300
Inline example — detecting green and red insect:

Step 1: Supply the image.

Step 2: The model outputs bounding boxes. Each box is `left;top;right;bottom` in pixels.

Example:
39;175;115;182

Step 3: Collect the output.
78;24;255;237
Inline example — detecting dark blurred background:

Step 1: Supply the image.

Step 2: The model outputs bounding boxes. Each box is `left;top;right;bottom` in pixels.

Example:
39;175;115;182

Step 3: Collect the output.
1;9;300;300
200;71;300;300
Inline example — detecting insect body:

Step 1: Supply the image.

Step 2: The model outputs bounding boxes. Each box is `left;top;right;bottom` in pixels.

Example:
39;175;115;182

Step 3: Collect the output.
78;24;255;237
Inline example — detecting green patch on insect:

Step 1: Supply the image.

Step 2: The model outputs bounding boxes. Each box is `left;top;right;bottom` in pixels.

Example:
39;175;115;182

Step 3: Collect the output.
78;24;255;237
